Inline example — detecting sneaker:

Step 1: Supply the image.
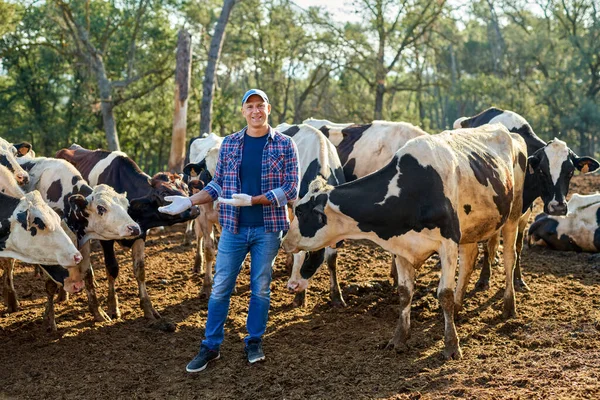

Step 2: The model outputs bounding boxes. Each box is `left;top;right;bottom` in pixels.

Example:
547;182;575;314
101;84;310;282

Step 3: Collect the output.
186;344;220;373
244;339;265;364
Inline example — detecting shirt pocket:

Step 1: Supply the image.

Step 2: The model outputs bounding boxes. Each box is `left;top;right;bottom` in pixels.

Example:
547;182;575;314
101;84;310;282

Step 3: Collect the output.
268;153;285;173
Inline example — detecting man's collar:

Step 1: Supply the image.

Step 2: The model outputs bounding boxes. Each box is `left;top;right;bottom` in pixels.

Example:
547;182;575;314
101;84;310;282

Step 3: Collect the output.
233;126;275;140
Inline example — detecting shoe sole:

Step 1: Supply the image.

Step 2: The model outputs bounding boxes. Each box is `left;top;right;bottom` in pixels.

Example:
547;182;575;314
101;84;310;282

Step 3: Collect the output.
185;354;220;373
248;355;265;364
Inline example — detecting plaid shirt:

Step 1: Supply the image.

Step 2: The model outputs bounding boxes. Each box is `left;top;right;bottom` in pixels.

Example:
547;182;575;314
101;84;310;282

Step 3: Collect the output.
204;126;300;234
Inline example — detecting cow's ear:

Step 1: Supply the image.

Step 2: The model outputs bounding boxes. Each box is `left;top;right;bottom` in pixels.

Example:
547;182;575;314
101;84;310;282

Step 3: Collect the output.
313;203;327;225
527;154;541;174
573;156;600;173
183;163;202;177
69;194;88;212
14;142;32;156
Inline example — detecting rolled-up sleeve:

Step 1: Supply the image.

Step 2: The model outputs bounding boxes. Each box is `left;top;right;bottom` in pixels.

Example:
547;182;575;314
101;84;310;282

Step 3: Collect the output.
265;139;299;207
203;146;226;200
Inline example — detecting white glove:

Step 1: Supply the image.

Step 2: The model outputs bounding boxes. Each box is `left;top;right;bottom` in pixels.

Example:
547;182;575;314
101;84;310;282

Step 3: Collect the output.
218;193;253;207
158;196;193;215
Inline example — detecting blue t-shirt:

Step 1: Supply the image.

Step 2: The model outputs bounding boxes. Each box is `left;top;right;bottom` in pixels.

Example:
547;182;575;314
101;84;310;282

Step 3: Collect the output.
238;132;268;226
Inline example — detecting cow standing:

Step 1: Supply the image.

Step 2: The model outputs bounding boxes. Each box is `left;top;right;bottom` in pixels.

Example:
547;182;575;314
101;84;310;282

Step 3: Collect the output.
12;156;140;330
275;124;346;307
455;107;599;291
56;145;199;329
283;125;527;359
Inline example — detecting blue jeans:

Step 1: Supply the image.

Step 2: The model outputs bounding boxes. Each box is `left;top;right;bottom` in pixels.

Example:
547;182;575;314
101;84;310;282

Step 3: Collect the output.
202;226;282;350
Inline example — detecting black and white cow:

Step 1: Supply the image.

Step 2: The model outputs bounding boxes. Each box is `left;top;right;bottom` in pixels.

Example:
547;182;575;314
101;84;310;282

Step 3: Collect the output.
283;124;527;359
454;107;600;290
0;138;30;185
305;120;428;182
13;156;140;330
275;124;346;307
528;193;600;252
1;189;83;305
56;145;199;329
182;132;222;297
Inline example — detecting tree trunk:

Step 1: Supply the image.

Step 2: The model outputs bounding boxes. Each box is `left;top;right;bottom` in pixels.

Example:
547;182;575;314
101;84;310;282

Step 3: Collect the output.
200;0;236;136
93;55;120;151
168;29;193;173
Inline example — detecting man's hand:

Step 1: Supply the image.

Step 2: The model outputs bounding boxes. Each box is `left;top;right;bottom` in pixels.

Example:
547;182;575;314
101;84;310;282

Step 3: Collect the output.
218;193;253;207
158;196;193;215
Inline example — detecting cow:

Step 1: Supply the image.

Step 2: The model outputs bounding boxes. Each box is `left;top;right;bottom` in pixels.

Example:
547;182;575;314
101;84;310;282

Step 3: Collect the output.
274;124;346;307
0;190;83;299
11;156;141;330
302;118;353;133
283;124;527;360
0;138;30;185
454;107;600;291
528;198;600;252
56;145;199;329
181;133;222;297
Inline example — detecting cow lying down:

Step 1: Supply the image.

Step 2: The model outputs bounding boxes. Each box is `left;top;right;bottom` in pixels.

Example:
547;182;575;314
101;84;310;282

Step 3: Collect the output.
529;193;600;252
283;124;527;360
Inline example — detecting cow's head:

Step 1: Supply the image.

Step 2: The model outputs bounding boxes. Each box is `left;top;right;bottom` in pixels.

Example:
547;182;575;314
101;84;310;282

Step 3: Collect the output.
3;191;83;273
0;146;29;185
149;172;190;204
527;138;599;215
183;160;213;188
73;184;141;240
283;177;337;255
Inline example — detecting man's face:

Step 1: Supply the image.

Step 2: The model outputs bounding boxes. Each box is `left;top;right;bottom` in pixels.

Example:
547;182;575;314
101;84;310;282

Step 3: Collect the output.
242;94;271;129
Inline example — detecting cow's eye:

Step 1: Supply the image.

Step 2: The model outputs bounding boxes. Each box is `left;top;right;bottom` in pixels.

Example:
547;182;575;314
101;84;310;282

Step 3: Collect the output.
97;205;107;215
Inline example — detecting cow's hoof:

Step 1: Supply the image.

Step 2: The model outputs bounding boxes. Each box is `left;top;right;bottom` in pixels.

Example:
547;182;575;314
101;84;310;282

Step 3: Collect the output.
474;279;490;291
6;300;20;313
149;318;176;332
514;279;530;293
108;307;121;320
201;286;211;299
4;292;19;312
330;297;346;308
92;308;111;323
45;321;57;333
502;303;517;320
443;345;462;360
192;258;202;274
56;289;68;303
292;292;306;308
383;340;409;354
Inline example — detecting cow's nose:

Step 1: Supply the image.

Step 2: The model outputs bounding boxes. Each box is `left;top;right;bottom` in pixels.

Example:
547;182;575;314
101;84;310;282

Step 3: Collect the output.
548;201;568;216
128;224;141;237
17;173;29;185
73;254;83;264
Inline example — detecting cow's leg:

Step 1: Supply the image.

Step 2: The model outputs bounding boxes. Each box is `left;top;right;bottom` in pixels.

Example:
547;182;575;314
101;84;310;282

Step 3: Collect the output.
55;287;69;303
475;233;499;291
290;251;308;307
184;220;195;246
33;265;42;278
454;243;479;317
201;224;216;298
514;215;530;292
2;259;19;312
132;238;160;319
101;240;121;319
390;254;398;287
438;241;461;360
501;219;519;319
80;242;110;322
44;279;59;332
193;217;204;274
325;247;345;307
385;255;415;353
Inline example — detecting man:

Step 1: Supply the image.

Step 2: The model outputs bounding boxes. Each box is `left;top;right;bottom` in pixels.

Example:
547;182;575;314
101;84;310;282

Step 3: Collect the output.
159;89;299;372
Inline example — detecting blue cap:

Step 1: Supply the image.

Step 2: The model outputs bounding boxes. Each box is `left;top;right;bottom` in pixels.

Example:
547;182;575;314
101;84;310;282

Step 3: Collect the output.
241;89;269;106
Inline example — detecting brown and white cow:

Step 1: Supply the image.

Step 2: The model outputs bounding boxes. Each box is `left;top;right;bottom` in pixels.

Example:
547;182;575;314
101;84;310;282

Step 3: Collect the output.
454;107;599;291
283;125;527;359
56;145;199;329
13;156;140;330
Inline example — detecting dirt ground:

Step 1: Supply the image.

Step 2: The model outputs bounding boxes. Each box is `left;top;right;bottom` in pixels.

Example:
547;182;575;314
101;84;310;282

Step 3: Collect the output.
1;175;600;400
